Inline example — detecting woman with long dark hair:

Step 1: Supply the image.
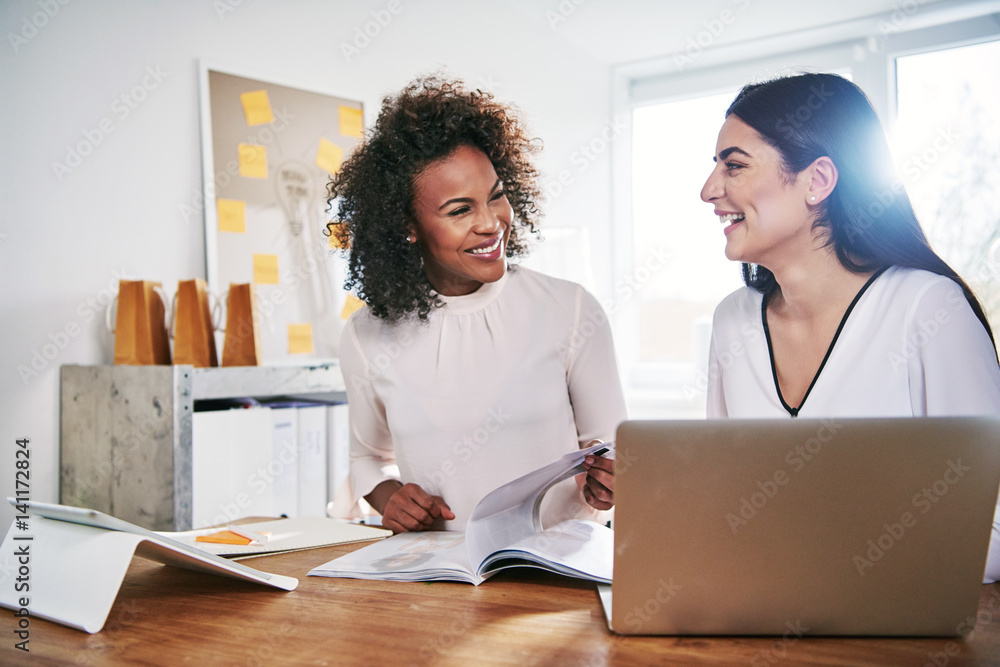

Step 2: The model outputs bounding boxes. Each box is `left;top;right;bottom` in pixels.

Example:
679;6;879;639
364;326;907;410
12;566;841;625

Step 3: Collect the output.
700;72;1000;580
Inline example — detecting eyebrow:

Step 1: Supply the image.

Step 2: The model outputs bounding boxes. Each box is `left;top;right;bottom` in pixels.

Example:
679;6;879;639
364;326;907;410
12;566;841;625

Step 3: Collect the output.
437;179;503;211
714;146;752;162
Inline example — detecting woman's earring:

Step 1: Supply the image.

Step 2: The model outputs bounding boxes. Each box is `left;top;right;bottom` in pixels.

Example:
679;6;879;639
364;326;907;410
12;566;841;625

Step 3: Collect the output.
407;235;416;244
809;196;817;203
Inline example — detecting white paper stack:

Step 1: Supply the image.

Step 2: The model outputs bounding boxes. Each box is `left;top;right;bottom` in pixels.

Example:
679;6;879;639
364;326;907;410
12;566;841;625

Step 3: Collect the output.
296;405;328;517
192;406;275;528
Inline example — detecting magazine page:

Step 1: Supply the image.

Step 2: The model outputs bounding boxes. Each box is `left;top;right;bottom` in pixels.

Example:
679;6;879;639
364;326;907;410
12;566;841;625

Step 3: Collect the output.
465;441;613;570
478;519;613;583
308;531;479;584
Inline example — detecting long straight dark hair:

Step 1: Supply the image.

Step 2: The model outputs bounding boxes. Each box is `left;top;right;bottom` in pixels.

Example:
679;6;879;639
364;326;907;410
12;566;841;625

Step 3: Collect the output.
727;72;994;346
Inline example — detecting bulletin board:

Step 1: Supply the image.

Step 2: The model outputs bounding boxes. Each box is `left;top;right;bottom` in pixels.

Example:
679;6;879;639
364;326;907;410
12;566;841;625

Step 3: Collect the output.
198;63;365;364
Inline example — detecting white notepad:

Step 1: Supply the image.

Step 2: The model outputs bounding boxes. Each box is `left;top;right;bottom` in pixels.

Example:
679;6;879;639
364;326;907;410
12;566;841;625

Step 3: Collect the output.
163;515;390;558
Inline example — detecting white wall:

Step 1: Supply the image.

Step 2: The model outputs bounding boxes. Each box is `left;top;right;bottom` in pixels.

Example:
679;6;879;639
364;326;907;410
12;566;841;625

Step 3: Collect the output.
0;0;616;529
2;0;964;529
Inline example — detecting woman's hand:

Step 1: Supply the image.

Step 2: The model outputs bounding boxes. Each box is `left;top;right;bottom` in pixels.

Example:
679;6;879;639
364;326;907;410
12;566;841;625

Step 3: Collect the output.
366;480;455;534
581;449;615;511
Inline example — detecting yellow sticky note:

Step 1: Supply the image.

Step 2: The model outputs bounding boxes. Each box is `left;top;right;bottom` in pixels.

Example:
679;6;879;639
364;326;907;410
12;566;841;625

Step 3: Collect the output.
196;530;252;545
252;254;279;284
328;222;349;249
288;323;315;354
239;143;268;179
240;90;274;126
315;137;344;175
339;105;363;138
341;294;365;320
217;199;246;233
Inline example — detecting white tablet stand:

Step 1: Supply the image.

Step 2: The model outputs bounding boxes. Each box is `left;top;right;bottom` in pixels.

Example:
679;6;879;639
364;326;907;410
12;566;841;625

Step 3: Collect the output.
0;515;297;633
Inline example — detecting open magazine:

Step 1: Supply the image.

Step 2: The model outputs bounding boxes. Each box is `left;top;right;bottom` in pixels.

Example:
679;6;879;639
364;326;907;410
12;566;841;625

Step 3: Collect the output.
308;441;614;585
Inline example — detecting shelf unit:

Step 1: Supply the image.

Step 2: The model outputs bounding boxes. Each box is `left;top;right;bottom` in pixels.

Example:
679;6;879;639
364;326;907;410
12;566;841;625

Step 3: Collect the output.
59;363;346;531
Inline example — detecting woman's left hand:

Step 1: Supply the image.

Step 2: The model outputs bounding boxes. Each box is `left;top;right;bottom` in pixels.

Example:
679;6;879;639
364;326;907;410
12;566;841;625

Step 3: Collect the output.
581;452;614;511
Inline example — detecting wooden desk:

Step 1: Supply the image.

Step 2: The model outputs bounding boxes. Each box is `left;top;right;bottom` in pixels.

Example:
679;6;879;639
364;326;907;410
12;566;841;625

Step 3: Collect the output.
3;539;1000;666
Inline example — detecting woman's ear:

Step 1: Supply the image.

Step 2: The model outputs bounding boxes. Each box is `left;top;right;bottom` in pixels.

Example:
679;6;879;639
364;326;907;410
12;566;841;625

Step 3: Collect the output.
405;218;418;244
806;156;838;205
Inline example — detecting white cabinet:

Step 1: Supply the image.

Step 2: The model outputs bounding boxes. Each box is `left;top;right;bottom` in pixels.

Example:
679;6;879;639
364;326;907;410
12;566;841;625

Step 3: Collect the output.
59;363;346;531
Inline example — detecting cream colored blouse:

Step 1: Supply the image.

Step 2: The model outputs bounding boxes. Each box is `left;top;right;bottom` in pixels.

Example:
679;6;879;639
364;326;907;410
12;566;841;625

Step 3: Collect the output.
339;266;628;530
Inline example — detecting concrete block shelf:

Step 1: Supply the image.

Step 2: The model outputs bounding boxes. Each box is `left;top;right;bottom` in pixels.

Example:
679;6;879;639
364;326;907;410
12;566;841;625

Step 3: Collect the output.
59;363;346;531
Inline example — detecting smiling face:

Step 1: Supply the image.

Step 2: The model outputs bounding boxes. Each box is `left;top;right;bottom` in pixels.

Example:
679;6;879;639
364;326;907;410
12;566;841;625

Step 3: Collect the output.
409;145;513;296
700;115;817;268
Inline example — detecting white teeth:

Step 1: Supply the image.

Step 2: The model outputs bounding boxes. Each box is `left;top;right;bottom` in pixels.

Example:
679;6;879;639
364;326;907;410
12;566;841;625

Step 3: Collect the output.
719;213;745;225
468;235;502;255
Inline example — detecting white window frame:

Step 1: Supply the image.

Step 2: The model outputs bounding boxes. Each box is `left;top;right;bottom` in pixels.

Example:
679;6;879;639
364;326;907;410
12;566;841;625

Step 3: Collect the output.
610;1;1000;417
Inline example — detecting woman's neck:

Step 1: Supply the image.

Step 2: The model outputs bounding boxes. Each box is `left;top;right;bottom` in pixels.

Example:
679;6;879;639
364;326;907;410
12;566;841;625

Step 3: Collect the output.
767;248;875;322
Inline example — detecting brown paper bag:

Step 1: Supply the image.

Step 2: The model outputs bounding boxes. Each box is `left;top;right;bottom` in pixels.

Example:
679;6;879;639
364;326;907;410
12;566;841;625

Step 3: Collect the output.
221;283;262;367
172;279;218;368
112;280;172;365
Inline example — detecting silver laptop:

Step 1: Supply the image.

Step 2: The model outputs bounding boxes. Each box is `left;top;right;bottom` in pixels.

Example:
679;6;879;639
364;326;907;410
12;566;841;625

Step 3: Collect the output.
604;417;1000;636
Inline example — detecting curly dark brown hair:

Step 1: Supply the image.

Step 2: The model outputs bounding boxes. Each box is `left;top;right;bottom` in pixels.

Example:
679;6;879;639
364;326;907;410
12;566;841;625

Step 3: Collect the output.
326;75;543;323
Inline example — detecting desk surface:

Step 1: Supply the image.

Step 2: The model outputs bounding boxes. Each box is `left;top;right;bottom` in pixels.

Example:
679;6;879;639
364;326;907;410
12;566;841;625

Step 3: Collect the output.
3;538;1000;666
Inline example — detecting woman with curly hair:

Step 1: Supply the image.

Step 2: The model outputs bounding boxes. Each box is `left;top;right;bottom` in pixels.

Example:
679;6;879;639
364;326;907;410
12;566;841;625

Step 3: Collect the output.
327;76;627;533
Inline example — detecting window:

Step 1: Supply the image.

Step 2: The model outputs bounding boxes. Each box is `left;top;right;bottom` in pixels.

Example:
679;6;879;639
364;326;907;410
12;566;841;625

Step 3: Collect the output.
631;90;741;366
612;4;1000;418
894;38;1000;335
626;91;741;416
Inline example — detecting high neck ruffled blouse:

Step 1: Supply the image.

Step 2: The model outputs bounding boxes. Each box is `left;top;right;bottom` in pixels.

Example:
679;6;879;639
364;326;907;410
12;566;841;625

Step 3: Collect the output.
339;266;628;530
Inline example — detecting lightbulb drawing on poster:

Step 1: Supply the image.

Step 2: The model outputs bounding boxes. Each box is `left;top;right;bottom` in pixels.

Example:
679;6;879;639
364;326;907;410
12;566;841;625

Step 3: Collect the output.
199;65;365;363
